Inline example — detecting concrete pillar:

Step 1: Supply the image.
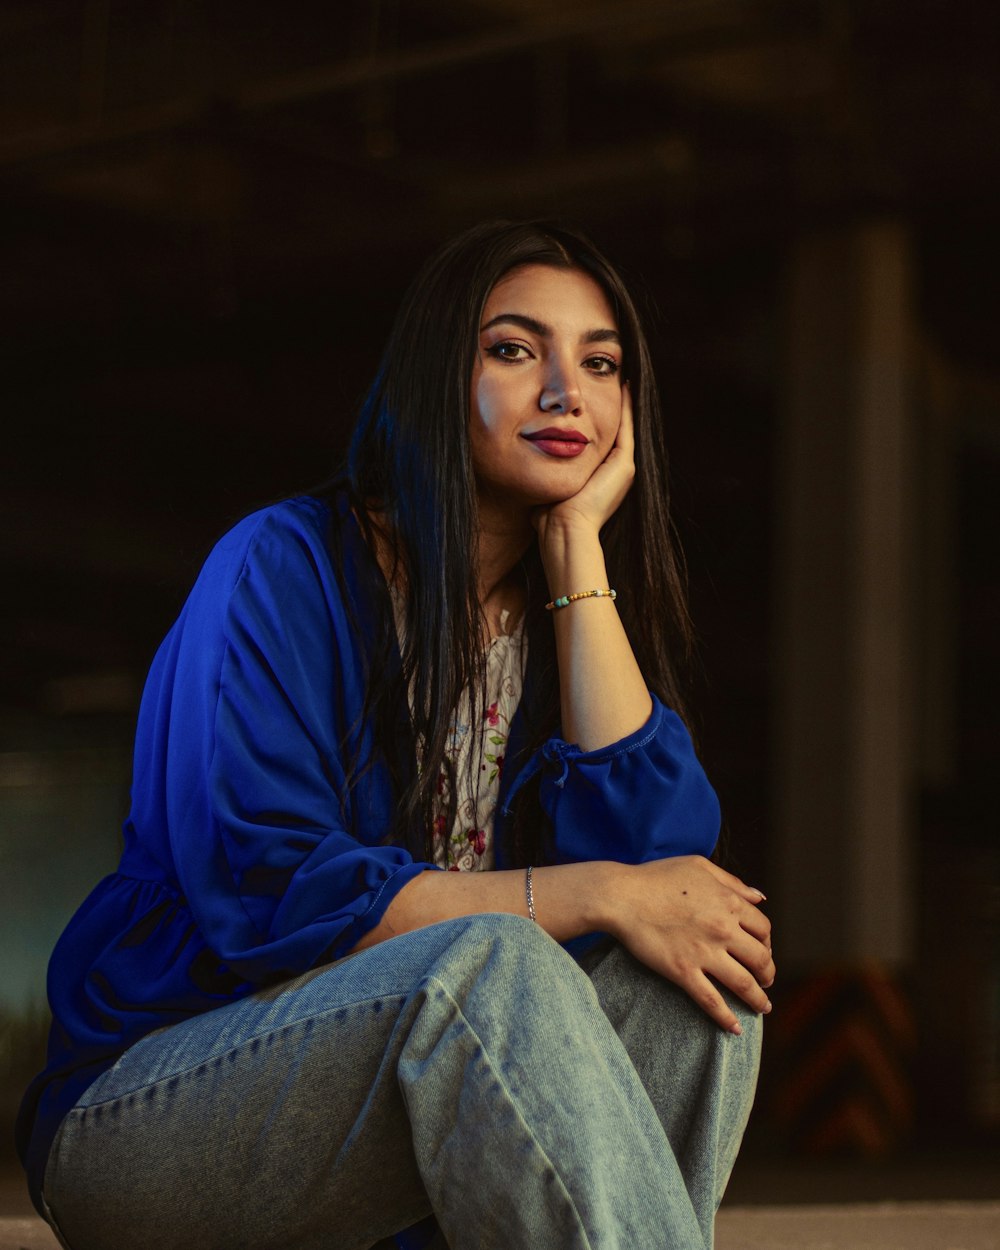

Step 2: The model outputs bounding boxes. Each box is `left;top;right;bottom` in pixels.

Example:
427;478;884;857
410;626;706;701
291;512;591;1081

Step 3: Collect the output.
773;221;916;969
917;346;959;791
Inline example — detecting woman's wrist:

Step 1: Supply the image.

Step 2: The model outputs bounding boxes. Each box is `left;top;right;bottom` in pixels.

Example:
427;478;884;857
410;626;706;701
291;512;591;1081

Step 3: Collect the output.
528;860;625;939
575;860;630;936
537;512;601;554
537;519;608;590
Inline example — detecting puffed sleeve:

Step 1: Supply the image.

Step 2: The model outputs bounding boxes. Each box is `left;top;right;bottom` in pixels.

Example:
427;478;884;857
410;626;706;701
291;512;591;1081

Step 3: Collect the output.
503;695;720;865
131;501;432;983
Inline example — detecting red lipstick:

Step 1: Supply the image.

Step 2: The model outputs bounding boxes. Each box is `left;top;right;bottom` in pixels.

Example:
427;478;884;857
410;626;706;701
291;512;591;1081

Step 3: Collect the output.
523;427;590;458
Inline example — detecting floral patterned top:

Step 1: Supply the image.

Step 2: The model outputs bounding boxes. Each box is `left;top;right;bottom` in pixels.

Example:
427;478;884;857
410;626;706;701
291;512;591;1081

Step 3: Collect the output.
392;593;527;872
431;610;526;871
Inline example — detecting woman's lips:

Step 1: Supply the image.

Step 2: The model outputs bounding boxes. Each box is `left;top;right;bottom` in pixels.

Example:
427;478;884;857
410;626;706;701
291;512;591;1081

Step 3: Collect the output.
523;429;590;458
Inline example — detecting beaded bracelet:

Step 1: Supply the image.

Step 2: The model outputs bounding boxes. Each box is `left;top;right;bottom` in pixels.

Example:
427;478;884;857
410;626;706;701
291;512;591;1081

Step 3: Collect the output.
544;587;617;611
525;865;538;923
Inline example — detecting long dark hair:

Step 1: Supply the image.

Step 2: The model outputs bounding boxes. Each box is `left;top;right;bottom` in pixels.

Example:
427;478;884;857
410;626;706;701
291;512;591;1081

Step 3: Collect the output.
339;219;693;864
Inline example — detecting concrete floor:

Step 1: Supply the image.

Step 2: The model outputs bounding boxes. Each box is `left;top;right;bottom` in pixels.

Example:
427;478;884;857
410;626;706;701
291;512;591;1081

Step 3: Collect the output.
0;1217;57;1250
717;1202;1000;1249
3;1158;997;1249
2;1203;998;1249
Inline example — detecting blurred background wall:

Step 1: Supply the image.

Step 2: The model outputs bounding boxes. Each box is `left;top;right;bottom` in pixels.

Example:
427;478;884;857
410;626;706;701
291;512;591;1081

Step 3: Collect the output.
2;0;997;1185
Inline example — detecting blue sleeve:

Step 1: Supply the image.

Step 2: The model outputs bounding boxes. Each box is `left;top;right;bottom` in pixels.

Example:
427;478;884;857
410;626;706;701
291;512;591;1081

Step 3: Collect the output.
145;503;431;981
530;696;720;865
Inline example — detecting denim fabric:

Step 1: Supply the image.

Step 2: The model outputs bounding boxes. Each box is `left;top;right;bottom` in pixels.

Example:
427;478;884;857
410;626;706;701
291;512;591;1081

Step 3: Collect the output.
42;915;760;1250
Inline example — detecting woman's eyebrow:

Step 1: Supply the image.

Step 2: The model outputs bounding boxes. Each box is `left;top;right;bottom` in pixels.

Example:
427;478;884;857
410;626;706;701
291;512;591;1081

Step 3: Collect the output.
480;312;621;345
582;327;621;346
480;312;549;336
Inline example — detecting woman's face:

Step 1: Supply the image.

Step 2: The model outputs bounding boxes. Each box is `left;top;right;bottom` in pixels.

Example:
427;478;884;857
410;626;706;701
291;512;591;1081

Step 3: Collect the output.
469;264;624;516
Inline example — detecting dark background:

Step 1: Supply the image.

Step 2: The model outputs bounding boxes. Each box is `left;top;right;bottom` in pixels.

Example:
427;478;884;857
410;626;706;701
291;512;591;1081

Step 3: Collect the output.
2;0;998;1197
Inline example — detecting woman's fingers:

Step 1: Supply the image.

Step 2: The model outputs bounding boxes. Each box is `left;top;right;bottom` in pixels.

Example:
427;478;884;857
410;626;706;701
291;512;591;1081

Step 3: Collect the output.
701;857;768;904
668;961;767;1035
679;970;745;1035
727;928;776;992
737;899;772;945
687;857;773;950
715;951;773;1014
692;958;773;1034
668;945;772;1033
612;856;776;1030
617;381;635;454
538;383;636;534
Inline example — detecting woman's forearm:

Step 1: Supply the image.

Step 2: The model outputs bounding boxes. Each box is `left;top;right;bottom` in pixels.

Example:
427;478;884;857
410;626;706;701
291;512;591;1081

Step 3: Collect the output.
352;856;775;1035
352;860;616;951
539;519;651;750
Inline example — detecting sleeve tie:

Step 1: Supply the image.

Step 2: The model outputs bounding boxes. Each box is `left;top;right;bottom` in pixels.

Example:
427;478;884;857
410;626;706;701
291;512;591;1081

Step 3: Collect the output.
501;738;580;815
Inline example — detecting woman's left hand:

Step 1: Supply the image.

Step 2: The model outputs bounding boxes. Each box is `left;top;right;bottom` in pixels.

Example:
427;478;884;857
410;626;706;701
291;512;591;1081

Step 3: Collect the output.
533;383;635;543
532;383;648;750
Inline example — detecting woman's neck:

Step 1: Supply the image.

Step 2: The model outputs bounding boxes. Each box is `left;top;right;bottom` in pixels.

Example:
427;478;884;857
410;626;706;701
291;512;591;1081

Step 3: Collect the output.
361;500;534;640
476;501;534;639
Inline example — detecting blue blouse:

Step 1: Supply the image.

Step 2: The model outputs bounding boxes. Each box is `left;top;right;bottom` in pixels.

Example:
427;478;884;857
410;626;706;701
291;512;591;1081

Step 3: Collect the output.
17;494;720;1212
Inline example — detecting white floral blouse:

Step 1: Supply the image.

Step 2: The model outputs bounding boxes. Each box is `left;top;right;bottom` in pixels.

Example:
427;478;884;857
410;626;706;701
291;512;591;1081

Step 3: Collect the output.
392;593;526;872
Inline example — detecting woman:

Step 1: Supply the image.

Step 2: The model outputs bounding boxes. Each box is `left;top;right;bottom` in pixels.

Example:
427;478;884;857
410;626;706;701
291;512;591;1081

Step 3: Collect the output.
19;220;774;1249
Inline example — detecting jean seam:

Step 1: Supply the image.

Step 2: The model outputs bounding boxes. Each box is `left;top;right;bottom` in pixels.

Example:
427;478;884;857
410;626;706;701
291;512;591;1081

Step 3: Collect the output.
39;1184;75;1250
418;975;595;1250
77;992;407;1109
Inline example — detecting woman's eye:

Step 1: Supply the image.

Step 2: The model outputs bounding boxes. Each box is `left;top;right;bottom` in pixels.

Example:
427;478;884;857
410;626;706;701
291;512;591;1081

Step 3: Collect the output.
585;355;620;376
487;341;530;362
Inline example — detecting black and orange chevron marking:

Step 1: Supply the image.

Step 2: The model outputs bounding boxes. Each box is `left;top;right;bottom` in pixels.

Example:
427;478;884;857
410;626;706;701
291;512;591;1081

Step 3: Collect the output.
767;963;917;1155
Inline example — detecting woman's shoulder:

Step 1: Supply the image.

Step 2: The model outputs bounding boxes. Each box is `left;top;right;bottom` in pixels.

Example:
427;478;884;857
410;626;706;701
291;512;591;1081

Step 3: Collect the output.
195;493;351;589
142;492;365;696
213;493;335;560
168;494;355;639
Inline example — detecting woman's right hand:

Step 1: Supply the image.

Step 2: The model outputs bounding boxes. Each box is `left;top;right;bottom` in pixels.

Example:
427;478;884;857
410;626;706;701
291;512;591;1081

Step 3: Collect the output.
602;856;775;1034
355;854;773;1035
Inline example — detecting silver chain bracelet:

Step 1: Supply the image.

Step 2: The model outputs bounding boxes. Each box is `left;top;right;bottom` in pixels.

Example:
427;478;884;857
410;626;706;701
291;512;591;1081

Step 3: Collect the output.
525;865;537;923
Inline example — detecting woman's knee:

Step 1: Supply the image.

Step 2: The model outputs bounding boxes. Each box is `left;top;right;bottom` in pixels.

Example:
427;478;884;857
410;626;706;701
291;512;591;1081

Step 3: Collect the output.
417;913;603;1040
433;911;579;973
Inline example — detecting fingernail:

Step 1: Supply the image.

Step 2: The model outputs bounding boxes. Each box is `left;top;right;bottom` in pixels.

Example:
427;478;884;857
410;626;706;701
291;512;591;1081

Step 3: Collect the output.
729;1022;743;1036
763;999;773;1014
750;887;767;901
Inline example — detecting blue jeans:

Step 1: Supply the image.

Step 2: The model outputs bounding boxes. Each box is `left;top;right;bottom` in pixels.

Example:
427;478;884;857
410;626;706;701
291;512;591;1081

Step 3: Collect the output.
42;915;761;1249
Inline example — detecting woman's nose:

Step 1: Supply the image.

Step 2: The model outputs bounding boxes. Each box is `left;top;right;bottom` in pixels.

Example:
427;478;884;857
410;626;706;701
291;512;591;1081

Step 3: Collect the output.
539;360;582;414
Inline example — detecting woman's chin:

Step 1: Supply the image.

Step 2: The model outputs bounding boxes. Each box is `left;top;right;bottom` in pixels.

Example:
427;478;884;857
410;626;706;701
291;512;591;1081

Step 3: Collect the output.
476;476;588;518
